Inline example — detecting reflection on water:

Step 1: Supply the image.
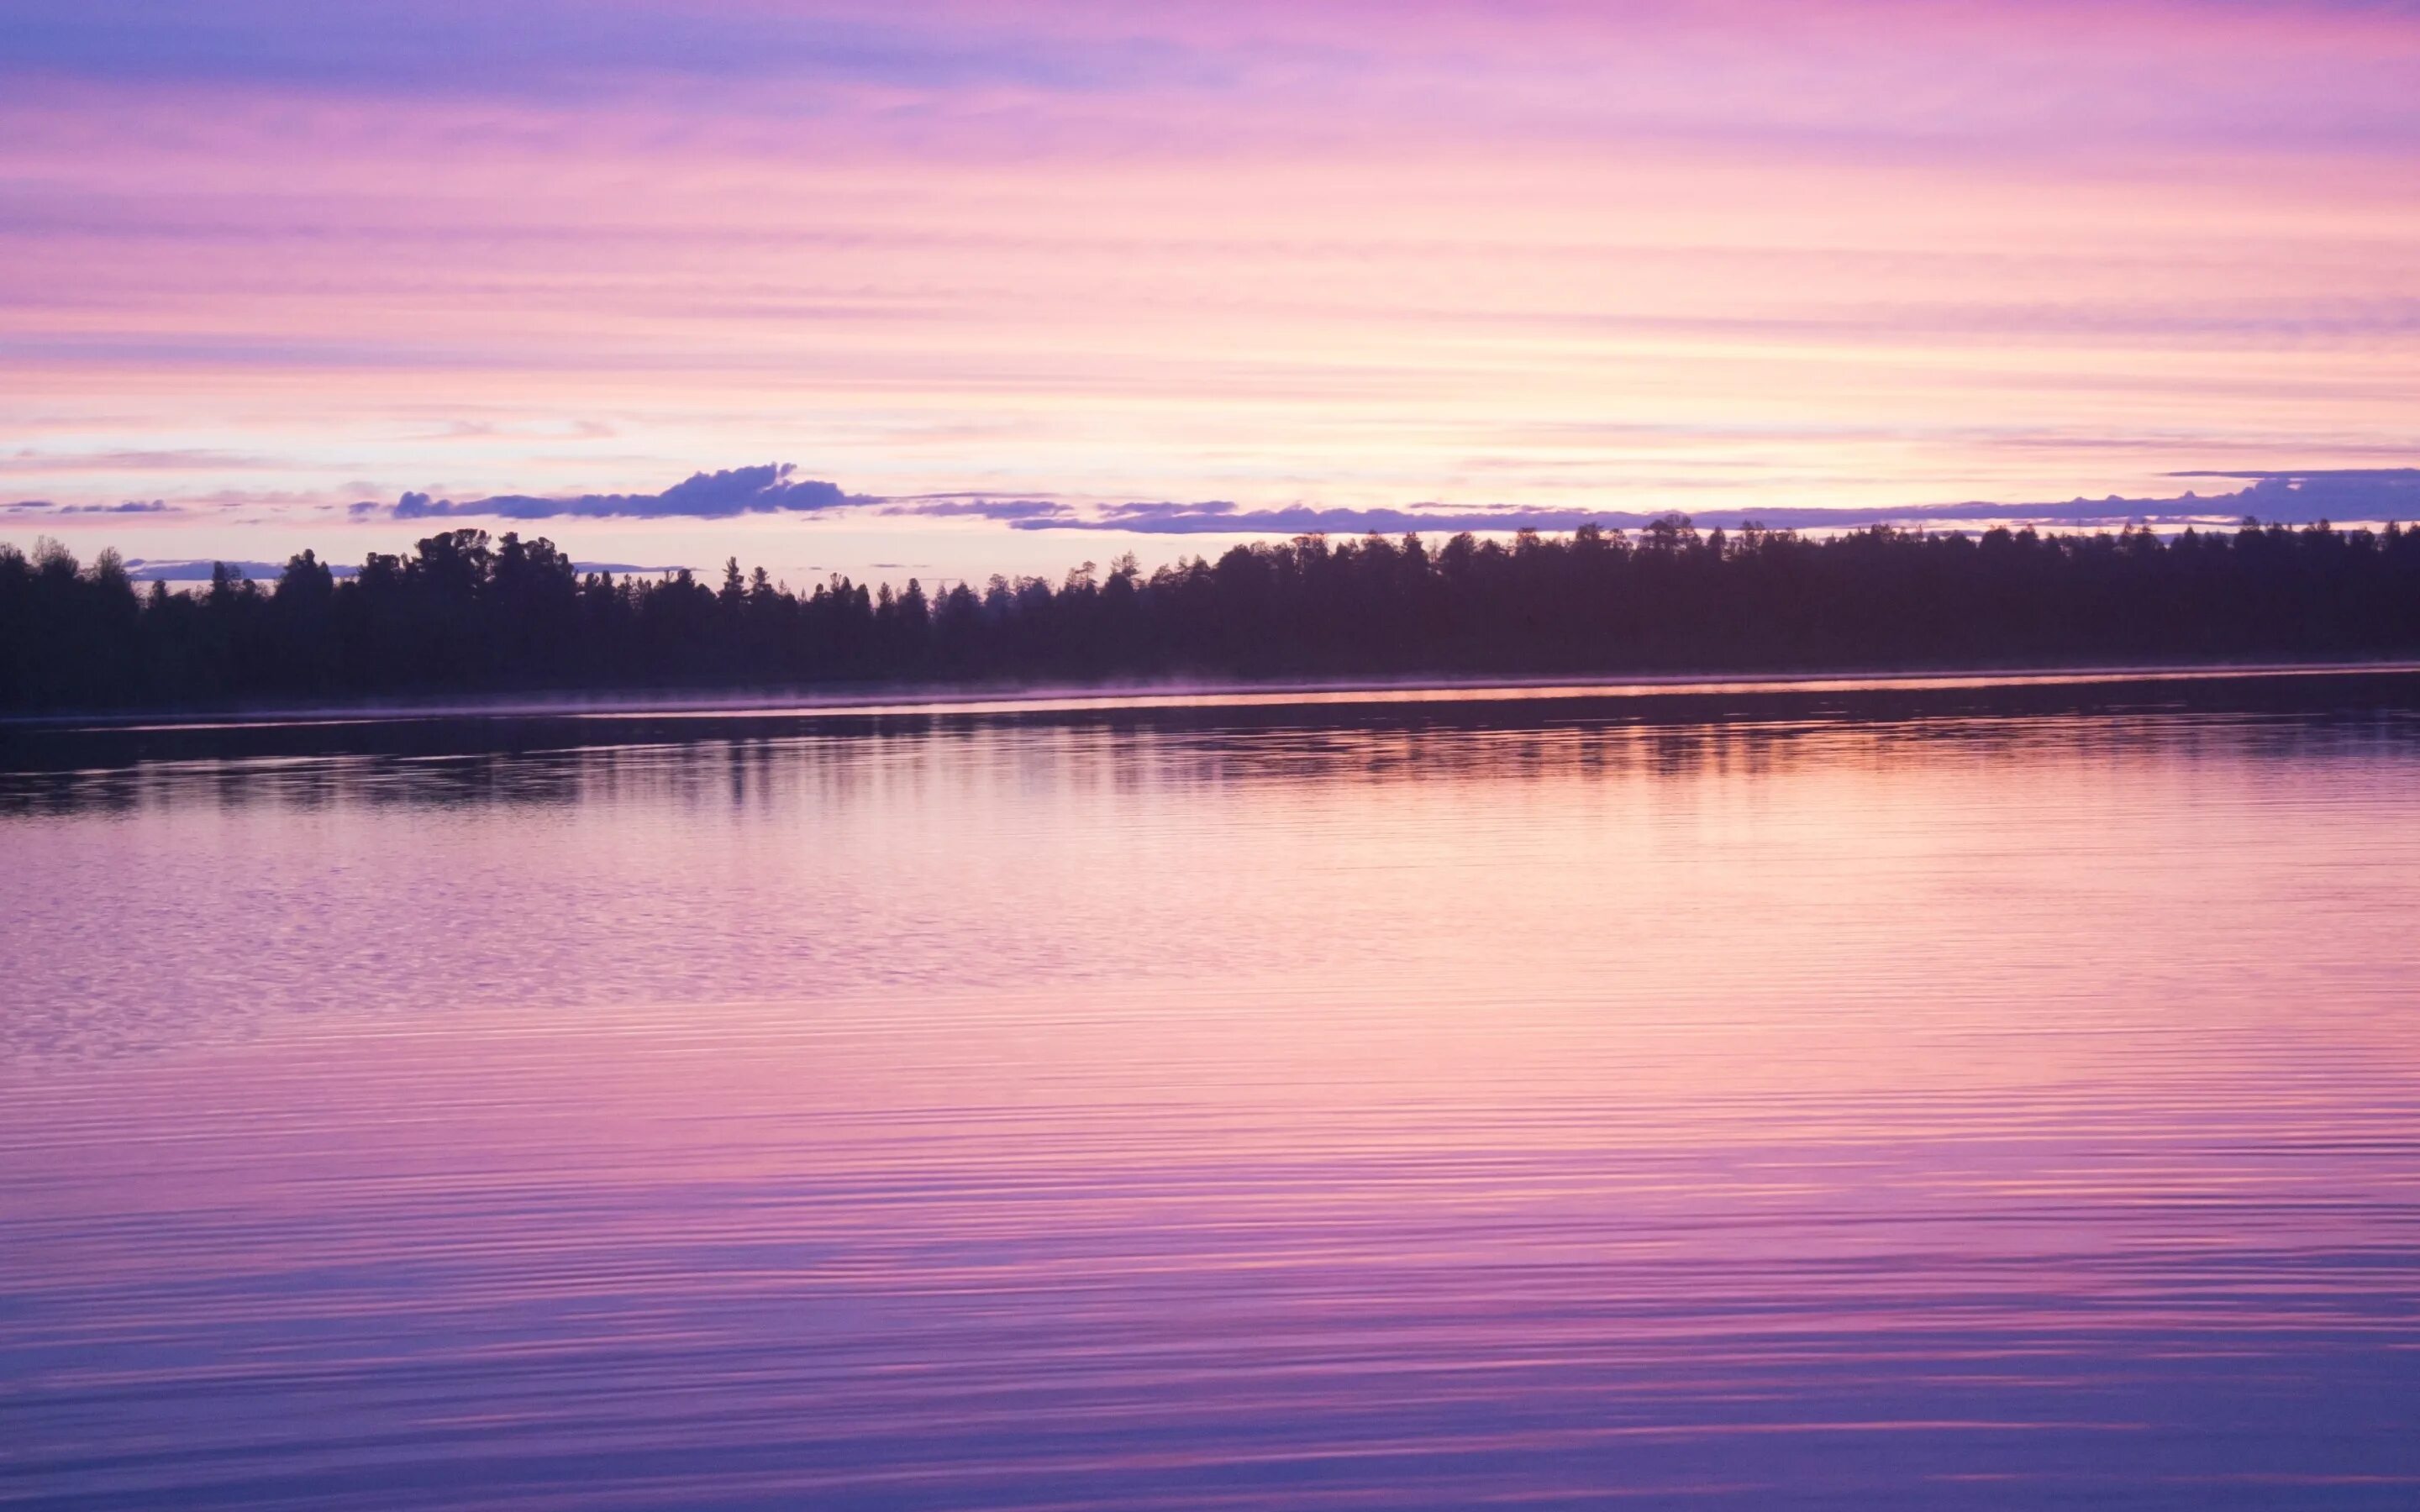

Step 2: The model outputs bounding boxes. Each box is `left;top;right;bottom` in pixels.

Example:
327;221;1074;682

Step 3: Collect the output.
5;673;2420;1508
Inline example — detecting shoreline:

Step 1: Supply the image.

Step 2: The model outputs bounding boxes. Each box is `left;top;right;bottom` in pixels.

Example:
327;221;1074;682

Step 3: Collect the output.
12;655;2420;736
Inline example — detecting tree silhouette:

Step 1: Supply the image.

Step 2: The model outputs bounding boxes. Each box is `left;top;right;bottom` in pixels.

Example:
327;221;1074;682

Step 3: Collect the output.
3;517;2417;711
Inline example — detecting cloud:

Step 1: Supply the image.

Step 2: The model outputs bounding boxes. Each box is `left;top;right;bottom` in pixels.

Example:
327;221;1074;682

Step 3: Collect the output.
123;558;358;582
1018;501;1614;535
29;463;2418;538
2166;469;2420;518
879;497;1071;521
1012;469;2420;535
357;464;860;520
7;497;170;514
0;449;281;474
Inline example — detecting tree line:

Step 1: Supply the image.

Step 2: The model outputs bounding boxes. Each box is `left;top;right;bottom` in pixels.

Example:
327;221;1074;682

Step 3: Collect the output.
4;516;2418;710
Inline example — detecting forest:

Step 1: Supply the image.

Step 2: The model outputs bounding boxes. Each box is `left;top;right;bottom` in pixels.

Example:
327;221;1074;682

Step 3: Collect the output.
4;515;2418;711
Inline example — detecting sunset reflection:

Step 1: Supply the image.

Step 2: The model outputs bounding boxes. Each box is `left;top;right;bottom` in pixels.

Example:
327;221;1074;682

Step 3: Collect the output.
7;683;2419;1506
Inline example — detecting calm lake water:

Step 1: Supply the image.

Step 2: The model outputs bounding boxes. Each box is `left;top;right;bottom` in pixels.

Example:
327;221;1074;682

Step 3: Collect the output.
6;670;2420;1509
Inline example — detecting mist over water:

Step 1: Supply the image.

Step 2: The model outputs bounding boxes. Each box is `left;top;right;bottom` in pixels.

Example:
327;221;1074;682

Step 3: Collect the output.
6;676;2420;1508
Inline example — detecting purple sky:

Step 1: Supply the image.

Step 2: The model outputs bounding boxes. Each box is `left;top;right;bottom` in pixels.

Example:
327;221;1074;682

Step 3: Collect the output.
5;0;2417;583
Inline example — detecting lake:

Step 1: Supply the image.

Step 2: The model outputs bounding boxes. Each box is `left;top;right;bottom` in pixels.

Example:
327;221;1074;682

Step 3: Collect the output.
6;669;2420;1509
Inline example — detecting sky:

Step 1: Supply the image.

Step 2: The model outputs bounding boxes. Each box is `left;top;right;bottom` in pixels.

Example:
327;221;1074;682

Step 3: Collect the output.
3;0;2418;586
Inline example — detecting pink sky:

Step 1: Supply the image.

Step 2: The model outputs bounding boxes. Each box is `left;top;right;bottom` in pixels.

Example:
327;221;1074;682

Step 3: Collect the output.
3;0;2417;585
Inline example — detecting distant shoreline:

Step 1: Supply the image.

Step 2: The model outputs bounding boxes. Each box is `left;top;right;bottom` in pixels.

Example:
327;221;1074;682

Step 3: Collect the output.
15;656;2420;736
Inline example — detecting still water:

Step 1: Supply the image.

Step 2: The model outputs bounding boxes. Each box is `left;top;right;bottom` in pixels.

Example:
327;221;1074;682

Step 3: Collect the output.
5;671;2420;1509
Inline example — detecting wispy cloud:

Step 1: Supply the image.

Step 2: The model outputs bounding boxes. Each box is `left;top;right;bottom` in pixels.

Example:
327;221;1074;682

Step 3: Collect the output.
6;497;168;514
0;449;281;474
62;499;172;515
880;497;1071;521
1014;470;2420;533
1018;501;1606;535
120;558;350;582
34;465;2420;535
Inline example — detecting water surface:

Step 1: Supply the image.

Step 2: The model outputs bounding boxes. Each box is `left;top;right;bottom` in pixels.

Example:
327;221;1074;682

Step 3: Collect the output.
6;672;2420;1508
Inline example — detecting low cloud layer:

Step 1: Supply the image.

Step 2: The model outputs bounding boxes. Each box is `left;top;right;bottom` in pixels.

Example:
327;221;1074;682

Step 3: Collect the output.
1011;469;2420;534
356;464;858;521
8;498;169;515
2168;470;2420;518
124;558;356;582
29;464;2420;540
879;497;1071;522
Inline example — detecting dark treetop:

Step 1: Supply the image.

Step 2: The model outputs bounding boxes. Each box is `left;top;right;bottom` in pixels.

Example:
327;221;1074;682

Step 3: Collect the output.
5;516;2419;711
